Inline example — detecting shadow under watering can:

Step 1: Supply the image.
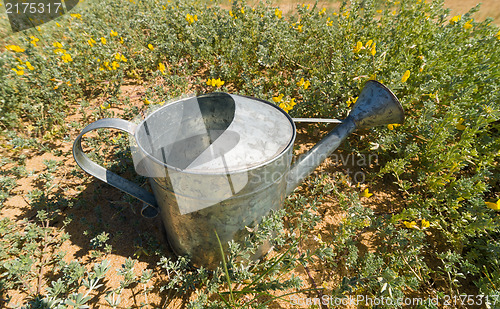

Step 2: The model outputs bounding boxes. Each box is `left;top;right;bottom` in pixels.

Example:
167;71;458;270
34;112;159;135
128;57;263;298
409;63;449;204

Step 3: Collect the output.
73;80;404;268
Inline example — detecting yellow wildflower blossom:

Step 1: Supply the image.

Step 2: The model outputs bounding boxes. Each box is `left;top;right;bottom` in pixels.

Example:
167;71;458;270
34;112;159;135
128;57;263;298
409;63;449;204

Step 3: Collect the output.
5;45;24;53
346;96;357;107
319;8;326;15
279;98;296;113
353;41;364;53
101;37;107;45
144;98;151;105
450;15;461;25
56;22;61;27
387;123;401;130
53;42;63;48
54;48;66;54
111;61;120;70
365;40;373;48
70;13;82;19
240;8;245;14
463;19;473;30
371;42;376;56
110;30;118;37
30;36;39;47
148;44;154;51
158;62;167;75
120;37;125;44
296;25;303;32
206;78;225;87
186;13;198;24
296;77;310;90
485;199;500;211
401;70;410;83
361;188;373;198
25;62;34;70
272;93;284;103
403;221;418;229
456;118;466;130
12;68;24;75
421;219;430;229
87;38;96;47
100;102;110;110
61;53;73;63
275;9;282;19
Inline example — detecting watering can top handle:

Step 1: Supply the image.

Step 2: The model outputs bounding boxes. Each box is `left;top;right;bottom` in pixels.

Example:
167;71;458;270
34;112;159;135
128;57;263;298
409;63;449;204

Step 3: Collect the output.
72;118;159;218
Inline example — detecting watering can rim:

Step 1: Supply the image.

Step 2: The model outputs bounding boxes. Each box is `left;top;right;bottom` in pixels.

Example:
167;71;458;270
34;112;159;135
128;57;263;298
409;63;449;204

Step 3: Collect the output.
133;92;298;176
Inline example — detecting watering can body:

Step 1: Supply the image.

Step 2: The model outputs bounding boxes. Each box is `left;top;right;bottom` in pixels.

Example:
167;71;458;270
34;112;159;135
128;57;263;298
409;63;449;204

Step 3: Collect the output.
73;80;404;268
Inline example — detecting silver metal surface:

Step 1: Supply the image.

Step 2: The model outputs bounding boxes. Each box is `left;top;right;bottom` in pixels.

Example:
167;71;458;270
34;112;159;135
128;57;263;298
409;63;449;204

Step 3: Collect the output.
72;80;404;269
292;118;343;123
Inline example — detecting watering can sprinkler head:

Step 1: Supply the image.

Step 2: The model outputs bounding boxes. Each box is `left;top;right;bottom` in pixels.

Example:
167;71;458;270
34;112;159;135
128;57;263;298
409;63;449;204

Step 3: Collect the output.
347;80;405;129
285;80;405;194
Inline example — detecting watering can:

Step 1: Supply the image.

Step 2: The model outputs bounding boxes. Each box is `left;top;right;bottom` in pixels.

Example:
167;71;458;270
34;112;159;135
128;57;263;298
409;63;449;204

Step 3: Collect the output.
73;80;404;268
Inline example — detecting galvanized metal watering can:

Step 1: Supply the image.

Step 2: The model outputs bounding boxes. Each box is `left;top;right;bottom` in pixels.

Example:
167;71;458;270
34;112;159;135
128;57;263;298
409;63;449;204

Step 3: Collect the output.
73;80;404;268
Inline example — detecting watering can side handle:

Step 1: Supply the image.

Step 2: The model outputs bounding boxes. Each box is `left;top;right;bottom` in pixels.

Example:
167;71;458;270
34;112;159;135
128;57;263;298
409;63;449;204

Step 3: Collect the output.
72;118;159;218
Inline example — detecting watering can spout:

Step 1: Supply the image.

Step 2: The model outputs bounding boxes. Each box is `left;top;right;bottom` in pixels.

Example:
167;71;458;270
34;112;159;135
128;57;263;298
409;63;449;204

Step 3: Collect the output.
285;80;404;195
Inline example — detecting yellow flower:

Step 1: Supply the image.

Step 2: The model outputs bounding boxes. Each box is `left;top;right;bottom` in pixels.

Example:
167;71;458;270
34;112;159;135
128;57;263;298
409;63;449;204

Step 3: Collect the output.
353;41;364;53
279;98;296;113
240;8;245;14
346;96;357;107
296;25;303;32
5;45;24;53
87;38;96;47
486;199;500;211
120;37;125;44
54;48;66;54
319;8;326;15
158;62;167;75
110;30;118;37
365;40;373;48
403;221;418;229
272;93;284;103
186;13;197;24
463;19;473;30
450;15;461;25
11;68;24;75
371;42;376;56
70;13;82;19
111;61;120;70
148;44;154;51
456;118;466;130
497;30;500;40
101;37;107;45
327;20;333;26
361;188;373;198
206;78;225;87
25;62;34;70
121;55;127;62
275;9;282;19
53;42;63;48
387;123;401;130
61;53;73;63
144;98;151;105
30;36;39;47
296;78;310;90
100;102;110;109
421;219;430;229
401;70;410;83
56;22;61;27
